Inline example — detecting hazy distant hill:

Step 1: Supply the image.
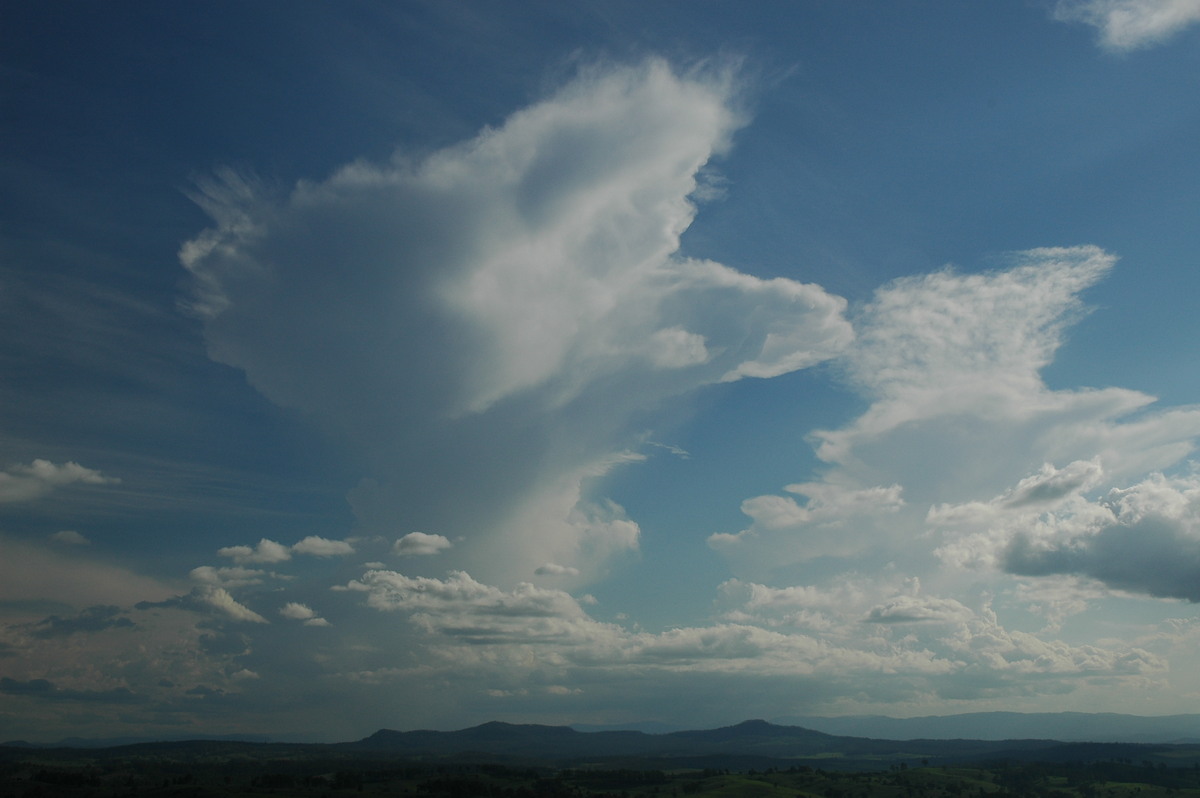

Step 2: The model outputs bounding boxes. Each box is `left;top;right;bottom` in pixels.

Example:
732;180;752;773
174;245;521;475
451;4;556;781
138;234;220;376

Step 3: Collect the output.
6;719;1200;772
336;719;1069;769
8;717;1200;772
778;712;1200;744
1;731;294;749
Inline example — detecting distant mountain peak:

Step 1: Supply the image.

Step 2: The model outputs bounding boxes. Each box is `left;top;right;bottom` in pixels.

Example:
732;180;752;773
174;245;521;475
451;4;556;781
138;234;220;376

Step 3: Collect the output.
734;719;775;730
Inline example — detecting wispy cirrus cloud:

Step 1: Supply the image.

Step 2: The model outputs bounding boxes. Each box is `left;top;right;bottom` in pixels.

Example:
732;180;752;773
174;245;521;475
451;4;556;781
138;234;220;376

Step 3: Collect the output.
1054;0;1200;50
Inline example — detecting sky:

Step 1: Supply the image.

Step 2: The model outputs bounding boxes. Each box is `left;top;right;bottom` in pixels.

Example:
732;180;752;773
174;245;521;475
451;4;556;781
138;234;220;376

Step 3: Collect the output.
3;0;1200;743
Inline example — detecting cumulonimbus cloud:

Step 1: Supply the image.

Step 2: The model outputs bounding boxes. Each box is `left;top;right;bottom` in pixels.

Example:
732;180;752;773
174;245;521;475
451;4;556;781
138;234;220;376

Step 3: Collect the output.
180;58;852;585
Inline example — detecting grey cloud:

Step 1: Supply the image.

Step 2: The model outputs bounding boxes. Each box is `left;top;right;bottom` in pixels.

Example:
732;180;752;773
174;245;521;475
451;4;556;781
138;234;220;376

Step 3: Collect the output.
1003;459;1103;508
50;530;89;545
993;472;1200;601
0;677;143;704
0;459;119;504
198;630;251;656
137;585;267;623
535;563;580;576
1005;510;1200;601
862;595;973;625
393;532;452;557
28;605;135;639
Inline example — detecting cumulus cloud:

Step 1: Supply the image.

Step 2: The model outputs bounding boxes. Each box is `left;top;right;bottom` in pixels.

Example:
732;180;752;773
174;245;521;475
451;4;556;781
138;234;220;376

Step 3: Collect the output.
212;535;354;566
140;585;268;624
1054;0;1200;50
393;532;452;557
0;459;119;503
1002;471;1200;601
929;464;1200;603
292;535;355;557
928;459;1109;547
709;482;903;556
217;538;292;564
50;530;89;545
195;586;268;623
182;58;852;585
279;602;330;626
279;602;314;620
345;570;605;645
340;568;1156;696
863;595;975;625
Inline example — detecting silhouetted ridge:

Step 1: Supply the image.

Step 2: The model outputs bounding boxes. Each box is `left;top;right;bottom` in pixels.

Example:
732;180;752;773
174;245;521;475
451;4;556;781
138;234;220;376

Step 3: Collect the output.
6;719;1189;772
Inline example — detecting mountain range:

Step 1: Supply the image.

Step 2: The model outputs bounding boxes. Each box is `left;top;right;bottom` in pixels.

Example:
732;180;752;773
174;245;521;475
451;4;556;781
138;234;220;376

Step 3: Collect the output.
9;718;1200;772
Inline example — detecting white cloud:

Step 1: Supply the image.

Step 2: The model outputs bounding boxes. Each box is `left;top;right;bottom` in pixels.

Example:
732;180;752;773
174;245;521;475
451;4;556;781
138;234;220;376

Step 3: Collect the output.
292;535;355;557
217;538;292;565
393;532;452;557
816;247;1116;468
0;459;119;504
340;568;1156;696
192;585;268;624
279;601;313;620
709;482;903;555
182;58;852;586
280;602;321;622
1054;0;1200;50
715;248;1200;584
345;570;604;645
50;530;89;545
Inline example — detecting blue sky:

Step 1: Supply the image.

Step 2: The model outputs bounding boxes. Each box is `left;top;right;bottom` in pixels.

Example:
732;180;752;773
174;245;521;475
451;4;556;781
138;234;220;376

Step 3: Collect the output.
3;0;1200;742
